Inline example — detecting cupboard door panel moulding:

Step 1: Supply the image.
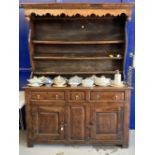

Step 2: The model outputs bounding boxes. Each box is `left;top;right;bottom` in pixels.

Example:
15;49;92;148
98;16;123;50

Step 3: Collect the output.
32;105;65;141
91;105;124;141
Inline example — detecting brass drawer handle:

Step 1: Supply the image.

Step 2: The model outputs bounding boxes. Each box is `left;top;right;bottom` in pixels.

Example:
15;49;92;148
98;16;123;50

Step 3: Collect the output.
115;95;118;100
60;126;64;131
55;94;59;100
60;122;64;131
96;94;100;99
37;94;40;99
81;25;85;29
75;95;79;100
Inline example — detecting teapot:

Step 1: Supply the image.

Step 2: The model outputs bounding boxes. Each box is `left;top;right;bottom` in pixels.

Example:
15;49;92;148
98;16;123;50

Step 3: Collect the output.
53;75;67;86
27;76;43;84
68;75;82;86
94;75;111;86
94;76;106;85
82;78;94;87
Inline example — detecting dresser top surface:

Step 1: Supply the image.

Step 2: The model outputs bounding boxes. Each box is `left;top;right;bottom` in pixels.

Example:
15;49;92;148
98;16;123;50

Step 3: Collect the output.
24;85;131;90
20;3;134;9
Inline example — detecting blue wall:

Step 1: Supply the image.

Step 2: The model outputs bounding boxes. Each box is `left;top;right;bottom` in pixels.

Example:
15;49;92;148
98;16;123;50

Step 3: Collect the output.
19;0;135;129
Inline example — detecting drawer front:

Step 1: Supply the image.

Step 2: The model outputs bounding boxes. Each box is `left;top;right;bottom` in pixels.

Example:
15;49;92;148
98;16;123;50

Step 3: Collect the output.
31;91;65;101
48;92;65;100
90;91;124;101
69;91;86;101
31;92;47;100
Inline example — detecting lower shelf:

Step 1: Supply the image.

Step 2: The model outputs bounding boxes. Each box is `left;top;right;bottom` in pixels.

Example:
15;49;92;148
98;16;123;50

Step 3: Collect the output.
33;56;123;60
33;71;123;75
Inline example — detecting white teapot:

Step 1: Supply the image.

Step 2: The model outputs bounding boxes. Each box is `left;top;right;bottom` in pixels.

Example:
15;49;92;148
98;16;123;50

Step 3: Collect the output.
89;75;97;81
53;75;67;86
27;76;43;84
94;76;106;85
68;75;82;87
94;75;111;86
82;78;94;87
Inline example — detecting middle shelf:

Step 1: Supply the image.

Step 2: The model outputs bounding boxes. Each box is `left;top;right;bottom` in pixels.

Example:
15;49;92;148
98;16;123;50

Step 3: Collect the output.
32;40;125;45
33;55;123;60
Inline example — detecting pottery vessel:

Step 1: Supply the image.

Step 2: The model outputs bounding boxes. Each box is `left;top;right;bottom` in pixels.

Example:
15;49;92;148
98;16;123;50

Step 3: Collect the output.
53;75;67;86
68;75;82;86
82;78;94;87
94;76;111;86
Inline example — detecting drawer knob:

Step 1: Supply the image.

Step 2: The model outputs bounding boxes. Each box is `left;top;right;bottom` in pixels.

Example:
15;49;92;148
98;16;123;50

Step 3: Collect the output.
97;95;100;99
81;25;85;29
115;95;118;100
37;95;40;99
60;122;64;131
75;95;79;100
56;94;59;100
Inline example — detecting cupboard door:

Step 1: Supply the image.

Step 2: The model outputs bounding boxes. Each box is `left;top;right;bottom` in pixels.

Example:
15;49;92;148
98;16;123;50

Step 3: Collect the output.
67;104;90;141
32;105;65;141
91;104;123;141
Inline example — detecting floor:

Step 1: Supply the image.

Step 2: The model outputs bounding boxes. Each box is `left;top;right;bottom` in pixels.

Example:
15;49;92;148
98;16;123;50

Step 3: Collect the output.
19;130;134;155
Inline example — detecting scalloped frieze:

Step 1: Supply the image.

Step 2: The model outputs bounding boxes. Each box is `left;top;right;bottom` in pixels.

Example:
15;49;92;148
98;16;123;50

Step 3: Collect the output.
24;9;132;21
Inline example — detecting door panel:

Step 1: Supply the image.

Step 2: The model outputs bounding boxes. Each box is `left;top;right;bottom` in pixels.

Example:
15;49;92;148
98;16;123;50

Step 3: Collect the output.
71;106;85;139
96;112;117;134
38;112;58;134
67;104;90;141
32;105;65;140
91;104;123;141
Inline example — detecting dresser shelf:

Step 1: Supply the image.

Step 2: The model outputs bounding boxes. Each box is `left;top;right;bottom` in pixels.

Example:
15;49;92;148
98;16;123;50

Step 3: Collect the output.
32;40;125;45
33;55;123;60
34;71;122;75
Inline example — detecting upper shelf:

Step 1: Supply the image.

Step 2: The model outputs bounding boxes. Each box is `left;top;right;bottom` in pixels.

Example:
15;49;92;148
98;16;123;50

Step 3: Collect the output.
32;40;125;45
34;71;123;75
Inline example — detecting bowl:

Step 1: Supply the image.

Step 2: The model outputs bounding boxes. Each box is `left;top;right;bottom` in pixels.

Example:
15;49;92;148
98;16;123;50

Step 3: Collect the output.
68;82;80;87
82;78;94;87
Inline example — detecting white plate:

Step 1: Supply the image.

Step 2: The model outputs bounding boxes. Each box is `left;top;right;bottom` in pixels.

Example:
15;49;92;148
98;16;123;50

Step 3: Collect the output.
53;84;67;87
69;85;79;87
95;83;110;86
110;83;124;87
68;83;80;87
27;83;43;87
81;84;95;88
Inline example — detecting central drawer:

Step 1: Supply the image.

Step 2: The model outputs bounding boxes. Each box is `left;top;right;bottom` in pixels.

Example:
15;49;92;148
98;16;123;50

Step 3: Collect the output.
31;91;65;101
69;91;86;101
90;91;124;101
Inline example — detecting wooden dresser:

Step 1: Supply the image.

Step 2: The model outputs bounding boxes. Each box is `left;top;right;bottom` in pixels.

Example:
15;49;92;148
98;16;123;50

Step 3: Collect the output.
21;3;134;147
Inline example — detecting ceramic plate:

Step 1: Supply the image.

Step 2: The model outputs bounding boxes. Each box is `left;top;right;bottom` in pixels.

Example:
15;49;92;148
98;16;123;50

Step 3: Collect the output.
53;84;67;87
81;84;95;87
110;83;124;87
95;83;110;86
27;83;43;87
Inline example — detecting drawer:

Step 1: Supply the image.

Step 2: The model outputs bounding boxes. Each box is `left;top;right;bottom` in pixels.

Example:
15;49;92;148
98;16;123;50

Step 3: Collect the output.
47;92;65;100
69;91;86;101
31;92;47;100
31;91;65;101
90;91;124;101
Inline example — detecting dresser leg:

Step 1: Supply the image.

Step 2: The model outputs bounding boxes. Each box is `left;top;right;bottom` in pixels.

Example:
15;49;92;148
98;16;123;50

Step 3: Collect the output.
27;141;34;147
